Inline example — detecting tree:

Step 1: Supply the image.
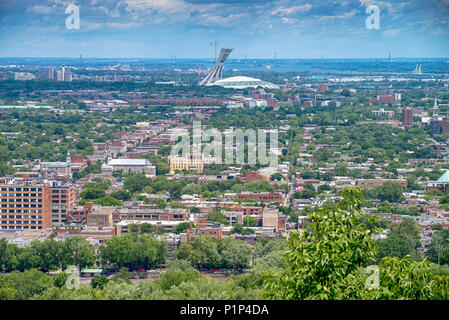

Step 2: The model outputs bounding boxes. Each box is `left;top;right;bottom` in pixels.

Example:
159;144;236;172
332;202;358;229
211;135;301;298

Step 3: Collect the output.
0;238;8;271
297;184;317;199
190;207;201;214
253;238;287;260
229;223;255;235
80;187;105;200
157;260;198;290
165;278;230;300
222;239;252;274
265;188;380;299
29;239;61;272
375;181;405;203
124;173;151;193
75;140;91;150
61;237;96;270
110;190;132;201
2;269;53;300
377;218;422;261
440;194;449;205
92;195;123;206
0;162;15;176
52;272;69;288
264;187;449;300
427;229;449;265
175;236;220;272
112;170;124;178
206;211;228;225
243;216;258;227
100;234;167;271
91;275;109;289
173;222;191;235
364;256;445;300
334;162;348;176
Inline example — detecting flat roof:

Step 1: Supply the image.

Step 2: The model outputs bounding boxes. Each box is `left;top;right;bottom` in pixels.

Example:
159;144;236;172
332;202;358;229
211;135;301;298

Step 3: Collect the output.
108;159;152;166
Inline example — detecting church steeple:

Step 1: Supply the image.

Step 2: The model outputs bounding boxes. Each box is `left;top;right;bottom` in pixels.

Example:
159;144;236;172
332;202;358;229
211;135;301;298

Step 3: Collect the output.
433;97;439;118
66;151;71;166
66;151;72;179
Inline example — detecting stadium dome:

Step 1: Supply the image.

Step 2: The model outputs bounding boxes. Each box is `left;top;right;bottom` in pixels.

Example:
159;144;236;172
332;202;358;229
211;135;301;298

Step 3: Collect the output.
210;76;279;89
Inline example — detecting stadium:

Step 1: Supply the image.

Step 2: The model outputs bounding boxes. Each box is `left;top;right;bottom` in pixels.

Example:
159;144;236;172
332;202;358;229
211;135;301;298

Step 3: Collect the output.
211;76;279;89
200;48;278;89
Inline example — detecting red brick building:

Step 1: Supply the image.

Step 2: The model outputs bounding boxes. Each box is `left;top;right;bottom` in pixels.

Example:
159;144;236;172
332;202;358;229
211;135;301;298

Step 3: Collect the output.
244;171;265;182
0;178;51;230
237;192;284;203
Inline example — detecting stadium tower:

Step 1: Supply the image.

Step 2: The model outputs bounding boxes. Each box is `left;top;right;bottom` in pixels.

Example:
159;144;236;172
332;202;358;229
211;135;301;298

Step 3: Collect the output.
199;48;233;86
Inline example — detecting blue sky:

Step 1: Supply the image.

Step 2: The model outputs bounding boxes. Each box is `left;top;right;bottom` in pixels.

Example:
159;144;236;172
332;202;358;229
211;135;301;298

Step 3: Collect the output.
0;0;448;58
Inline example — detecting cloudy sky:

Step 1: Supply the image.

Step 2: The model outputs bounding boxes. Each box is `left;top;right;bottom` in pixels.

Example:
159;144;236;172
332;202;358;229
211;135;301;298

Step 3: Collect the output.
0;0;448;58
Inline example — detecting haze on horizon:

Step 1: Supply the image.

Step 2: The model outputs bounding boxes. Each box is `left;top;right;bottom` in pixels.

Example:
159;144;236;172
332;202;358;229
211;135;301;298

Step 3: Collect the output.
0;0;448;59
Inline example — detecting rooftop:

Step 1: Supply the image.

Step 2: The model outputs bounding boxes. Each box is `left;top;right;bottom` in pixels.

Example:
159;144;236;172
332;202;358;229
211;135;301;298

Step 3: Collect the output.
211;76;279;89
107;158;152;166
437;170;449;182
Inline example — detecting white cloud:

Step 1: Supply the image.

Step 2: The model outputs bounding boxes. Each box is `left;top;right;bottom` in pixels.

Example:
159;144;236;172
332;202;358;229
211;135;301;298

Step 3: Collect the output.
281;17;298;25
271;4;312;16
121;0;189;14
319;9;358;21
82;21;143;31
382;29;400;37
26;5;55;15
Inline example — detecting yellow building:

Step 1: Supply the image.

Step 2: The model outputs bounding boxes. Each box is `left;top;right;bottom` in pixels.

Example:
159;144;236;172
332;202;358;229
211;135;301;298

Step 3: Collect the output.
169;155;204;174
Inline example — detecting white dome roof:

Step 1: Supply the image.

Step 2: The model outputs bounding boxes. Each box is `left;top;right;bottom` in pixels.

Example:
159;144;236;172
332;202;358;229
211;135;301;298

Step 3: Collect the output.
210;76;279;89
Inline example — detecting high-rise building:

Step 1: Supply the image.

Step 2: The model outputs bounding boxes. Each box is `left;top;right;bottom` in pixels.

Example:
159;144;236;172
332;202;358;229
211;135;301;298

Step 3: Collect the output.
61;65;65;81
48;65;55;80
0;178;51;230
402;106;413;126
64;68;72;82
56;70;63;81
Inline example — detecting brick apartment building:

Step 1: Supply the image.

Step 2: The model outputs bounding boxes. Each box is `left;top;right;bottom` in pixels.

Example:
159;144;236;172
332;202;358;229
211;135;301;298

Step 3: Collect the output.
236;206;263;216
113;207;187;223
50;183;76;225
237;192;284;203
0;178;51;230
67;203;92;225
